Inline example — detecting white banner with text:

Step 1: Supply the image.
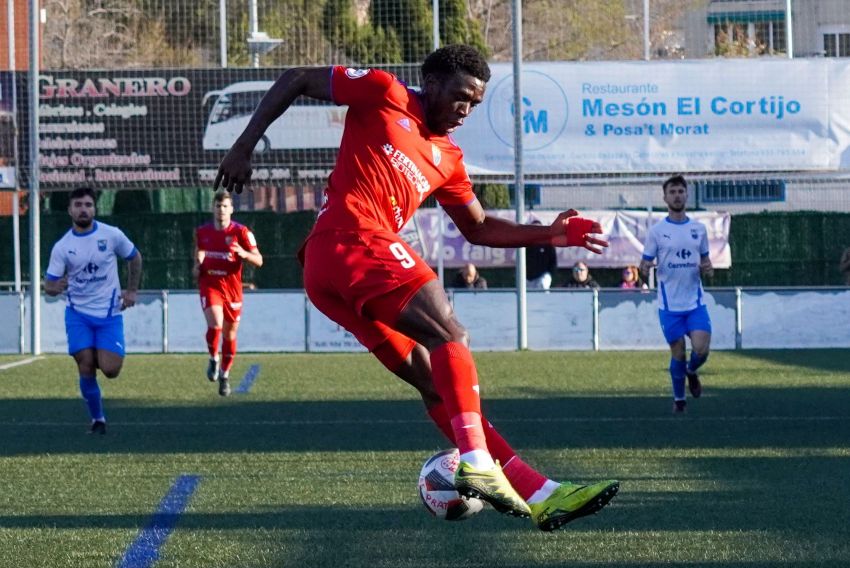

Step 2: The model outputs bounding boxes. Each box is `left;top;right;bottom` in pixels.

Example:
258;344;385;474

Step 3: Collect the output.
453;59;850;174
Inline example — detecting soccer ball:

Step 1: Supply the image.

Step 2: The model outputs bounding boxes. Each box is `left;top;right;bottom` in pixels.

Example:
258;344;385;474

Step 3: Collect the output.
417;448;485;521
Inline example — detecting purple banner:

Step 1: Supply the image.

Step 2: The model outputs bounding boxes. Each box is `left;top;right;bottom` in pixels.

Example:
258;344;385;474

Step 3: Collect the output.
409;209;731;269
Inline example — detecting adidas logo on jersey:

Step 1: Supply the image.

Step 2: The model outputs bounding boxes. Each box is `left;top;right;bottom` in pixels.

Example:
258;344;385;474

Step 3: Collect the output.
396;118;412;132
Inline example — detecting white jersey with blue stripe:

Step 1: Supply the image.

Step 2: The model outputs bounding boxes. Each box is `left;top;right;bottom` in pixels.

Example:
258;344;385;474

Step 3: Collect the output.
642;216;710;312
46;221;138;318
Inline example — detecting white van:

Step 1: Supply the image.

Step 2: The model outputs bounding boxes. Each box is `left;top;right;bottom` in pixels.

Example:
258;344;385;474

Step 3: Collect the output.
202;81;347;152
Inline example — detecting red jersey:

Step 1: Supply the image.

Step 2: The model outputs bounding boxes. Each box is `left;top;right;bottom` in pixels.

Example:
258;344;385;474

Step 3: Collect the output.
196;221;257;298
310;66;477;237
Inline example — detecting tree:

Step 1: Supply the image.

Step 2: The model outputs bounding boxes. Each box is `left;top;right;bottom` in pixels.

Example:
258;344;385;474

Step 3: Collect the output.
370;0;433;62
322;0;402;64
439;0;488;55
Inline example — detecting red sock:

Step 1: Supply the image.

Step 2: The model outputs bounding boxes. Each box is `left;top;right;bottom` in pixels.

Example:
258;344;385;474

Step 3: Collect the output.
427;402;548;498
430;342;487;454
221;337;237;372
502;456;549;501
205;327;221;358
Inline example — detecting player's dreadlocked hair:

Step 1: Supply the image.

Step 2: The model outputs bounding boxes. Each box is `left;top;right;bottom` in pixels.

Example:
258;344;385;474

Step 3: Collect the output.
421;44;491;83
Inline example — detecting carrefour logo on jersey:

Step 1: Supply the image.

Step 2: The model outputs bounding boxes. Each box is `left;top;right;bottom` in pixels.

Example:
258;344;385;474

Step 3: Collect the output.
487;71;568;151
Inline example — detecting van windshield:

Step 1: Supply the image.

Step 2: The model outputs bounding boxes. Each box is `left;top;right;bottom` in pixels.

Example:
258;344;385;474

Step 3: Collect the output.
209;91;266;125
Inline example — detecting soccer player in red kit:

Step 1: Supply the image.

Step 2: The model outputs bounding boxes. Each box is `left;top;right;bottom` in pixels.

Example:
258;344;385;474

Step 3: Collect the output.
193;191;263;396
214;45;618;530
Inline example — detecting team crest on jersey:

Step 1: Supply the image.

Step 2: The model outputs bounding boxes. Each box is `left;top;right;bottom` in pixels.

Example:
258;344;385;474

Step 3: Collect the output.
690;228;698;240
345;68;369;79
396;118;411;132
432;144;442;166
97;239;107;252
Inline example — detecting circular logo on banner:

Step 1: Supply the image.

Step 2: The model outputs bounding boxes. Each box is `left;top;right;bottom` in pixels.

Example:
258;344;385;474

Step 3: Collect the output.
487;71;568;151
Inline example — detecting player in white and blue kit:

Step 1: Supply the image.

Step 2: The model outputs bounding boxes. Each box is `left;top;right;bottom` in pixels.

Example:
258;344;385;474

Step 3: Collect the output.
44;187;143;434
640;175;713;414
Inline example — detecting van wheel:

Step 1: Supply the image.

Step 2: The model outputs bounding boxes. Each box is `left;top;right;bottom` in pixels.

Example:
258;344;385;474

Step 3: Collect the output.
253;136;270;154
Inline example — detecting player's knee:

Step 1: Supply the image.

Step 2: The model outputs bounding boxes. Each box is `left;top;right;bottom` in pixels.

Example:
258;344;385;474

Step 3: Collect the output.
454;328;470;348
101;365;122;379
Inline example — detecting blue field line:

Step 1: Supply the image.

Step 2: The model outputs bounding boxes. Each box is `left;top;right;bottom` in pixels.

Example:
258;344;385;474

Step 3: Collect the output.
115;474;202;568
234;364;261;394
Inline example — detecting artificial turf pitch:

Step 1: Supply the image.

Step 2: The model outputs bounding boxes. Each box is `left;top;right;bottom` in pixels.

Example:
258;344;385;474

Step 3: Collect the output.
1;349;848;567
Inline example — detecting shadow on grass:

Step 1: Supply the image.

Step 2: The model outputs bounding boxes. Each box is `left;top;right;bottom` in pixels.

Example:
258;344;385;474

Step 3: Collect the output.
2;495;849;567
723;348;850;374
1;384;849;456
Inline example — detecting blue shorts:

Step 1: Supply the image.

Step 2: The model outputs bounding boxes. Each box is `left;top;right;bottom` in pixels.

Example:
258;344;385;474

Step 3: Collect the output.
658;304;712;344
65;307;125;357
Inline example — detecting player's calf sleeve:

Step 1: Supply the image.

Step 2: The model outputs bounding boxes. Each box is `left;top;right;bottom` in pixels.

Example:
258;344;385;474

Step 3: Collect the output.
428;401;530;472
79;376;104;421
670;358;687;400
430;342;481;417
430;342;487;454
205;327;222;358
221;337;237;372
688;351;708;373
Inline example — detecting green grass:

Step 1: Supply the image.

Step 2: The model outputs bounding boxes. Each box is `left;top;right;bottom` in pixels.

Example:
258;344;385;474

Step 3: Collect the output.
1;350;849;567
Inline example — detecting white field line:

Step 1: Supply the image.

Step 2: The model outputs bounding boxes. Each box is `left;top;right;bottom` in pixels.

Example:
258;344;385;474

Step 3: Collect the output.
1;415;848;427
0;356;44;371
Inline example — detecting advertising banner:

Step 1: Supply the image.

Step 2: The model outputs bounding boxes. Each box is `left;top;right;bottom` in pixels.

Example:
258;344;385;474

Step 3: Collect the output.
13;59;850;189
453;59;850;174
410;209;731;269
17;68;363;189
0;72;16;188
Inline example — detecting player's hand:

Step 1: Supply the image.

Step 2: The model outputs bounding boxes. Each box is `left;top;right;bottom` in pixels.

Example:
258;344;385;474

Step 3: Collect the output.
44;275;68;296
214;145;253;194
550;209;609;254
700;257;714;278
121;290;137;310
230;241;247;259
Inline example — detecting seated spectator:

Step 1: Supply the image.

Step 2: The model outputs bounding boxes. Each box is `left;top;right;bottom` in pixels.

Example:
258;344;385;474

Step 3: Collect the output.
526;220;558;290
452;263;488;289
620;264;648;289
564;261;599;289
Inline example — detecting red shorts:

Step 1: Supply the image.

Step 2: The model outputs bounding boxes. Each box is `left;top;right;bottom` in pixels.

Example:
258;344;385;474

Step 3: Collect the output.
199;287;243;323
301;229;435;351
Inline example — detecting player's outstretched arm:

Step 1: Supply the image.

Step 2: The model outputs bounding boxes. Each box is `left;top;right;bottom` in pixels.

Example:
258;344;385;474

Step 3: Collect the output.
444;202;608;254
215;67;333;194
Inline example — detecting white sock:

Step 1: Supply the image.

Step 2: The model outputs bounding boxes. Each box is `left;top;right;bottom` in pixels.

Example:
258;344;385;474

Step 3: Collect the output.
459;449;495;470
526;480;560;505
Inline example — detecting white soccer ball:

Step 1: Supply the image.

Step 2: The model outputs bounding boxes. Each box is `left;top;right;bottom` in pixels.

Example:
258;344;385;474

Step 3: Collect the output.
417;448;485;521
